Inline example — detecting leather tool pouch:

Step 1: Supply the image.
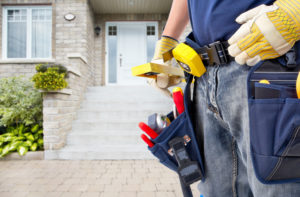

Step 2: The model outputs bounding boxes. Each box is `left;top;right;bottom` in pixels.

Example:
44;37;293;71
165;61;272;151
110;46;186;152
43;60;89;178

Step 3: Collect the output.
248;59;300;183
148;75;205;180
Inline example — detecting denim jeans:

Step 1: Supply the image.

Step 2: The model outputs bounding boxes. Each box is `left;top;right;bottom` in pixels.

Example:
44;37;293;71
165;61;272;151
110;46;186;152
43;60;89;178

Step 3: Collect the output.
194;61;300;197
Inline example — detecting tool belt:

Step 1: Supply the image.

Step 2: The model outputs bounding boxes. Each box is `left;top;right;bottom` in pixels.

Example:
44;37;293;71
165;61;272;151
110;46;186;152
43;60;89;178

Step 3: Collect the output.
147;74;205;183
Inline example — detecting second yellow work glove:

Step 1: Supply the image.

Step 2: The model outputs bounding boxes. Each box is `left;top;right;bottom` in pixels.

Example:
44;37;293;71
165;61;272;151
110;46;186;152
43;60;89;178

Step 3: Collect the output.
228;0;300;66
147;36;181;97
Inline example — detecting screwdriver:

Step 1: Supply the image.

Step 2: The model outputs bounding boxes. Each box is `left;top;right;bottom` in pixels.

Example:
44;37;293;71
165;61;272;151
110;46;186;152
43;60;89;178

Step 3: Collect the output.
172;87;184;114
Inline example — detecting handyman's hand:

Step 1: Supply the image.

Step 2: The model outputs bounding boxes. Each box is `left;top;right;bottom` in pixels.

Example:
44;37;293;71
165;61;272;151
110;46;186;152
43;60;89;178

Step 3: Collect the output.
147;36;181;97
228;0;300;66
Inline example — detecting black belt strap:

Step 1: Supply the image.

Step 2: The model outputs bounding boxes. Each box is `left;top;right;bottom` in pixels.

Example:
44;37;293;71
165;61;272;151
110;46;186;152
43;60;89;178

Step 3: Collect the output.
185;33;234;67
195;41;234;66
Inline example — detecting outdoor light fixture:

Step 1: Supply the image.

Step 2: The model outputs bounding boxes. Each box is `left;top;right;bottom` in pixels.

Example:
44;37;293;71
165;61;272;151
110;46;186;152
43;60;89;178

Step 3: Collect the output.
64;13;76;21
95;26;101;36
129;0;134;6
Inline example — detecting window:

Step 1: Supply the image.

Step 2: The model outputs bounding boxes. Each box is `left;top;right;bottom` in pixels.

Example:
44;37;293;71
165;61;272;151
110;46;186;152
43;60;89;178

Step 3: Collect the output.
146;25;157;62
3;6;52;59
147;26;155;36
108;26;117;36
107;25;117;83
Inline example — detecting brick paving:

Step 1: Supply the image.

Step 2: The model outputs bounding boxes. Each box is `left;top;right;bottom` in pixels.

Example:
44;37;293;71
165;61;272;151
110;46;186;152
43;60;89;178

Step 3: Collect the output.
0;160;200;197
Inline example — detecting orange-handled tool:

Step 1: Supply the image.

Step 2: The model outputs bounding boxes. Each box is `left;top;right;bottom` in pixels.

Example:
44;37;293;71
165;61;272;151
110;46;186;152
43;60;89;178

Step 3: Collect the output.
141;134;154;148
172;87;184;114
139;122;159;139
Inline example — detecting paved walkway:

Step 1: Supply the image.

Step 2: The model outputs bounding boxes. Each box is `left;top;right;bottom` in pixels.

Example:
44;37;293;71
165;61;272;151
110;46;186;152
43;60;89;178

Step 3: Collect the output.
0;160;200;197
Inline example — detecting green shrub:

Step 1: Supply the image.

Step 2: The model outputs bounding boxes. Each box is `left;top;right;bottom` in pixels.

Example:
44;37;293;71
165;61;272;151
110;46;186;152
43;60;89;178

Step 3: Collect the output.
0;124;44;157
0;76;43;127
32;64;68;91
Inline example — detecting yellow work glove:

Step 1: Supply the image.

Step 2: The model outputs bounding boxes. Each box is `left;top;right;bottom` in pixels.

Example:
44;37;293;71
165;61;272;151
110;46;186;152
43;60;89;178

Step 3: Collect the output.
228;0;300;66
147;36;181;97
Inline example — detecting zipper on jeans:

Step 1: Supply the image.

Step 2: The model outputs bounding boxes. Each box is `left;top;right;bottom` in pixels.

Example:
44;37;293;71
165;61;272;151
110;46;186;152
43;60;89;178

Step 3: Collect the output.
232;138;238;197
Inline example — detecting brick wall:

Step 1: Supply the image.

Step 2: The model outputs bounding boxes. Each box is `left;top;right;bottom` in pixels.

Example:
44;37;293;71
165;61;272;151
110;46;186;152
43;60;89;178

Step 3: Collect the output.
54;0;95;85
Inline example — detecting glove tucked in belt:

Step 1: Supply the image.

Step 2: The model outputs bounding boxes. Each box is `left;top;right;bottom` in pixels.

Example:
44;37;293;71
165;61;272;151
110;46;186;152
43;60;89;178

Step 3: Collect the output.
228;0;300;66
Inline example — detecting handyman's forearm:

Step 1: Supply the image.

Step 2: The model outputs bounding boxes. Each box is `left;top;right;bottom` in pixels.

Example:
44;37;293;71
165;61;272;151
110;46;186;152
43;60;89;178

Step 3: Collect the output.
162;0;189;40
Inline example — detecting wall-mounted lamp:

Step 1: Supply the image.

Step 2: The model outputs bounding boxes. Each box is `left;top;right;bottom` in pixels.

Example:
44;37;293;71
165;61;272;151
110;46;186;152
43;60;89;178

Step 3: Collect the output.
95;26;101;36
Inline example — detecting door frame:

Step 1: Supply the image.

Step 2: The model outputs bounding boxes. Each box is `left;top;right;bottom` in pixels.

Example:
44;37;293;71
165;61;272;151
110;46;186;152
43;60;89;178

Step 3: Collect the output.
105;21;158;85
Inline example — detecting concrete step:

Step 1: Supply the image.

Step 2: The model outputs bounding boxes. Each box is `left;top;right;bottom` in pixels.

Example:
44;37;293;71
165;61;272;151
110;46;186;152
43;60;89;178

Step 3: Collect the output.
76;110;170;122
84;86;171;102
72;122;140;131
87;85;163;93
69;129;140;136
67;131;141;145
57;85;174;160
79;101;172;112
45;144;155;160
84;94;171;102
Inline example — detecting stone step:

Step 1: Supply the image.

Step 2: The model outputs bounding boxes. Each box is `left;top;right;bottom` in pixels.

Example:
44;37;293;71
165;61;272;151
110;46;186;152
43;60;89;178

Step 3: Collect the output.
67;132;142;145
87;85;163;93
58;85;175;160
76;110;170;122
45;145;155;160
84;94;171;102
72;122;140;131
79;101;172;112
69;129;140;136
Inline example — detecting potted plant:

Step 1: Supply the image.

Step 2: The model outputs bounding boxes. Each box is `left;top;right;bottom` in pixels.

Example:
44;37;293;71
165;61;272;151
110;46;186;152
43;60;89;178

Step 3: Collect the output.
32;63;68;91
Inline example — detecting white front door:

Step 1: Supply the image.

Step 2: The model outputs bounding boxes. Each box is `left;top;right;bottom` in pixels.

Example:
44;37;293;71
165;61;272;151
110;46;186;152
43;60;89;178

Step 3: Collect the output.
106;22;158;85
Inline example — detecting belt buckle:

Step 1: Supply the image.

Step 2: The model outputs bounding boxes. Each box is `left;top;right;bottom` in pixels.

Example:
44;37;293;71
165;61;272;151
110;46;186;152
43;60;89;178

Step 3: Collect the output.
206;41;228;66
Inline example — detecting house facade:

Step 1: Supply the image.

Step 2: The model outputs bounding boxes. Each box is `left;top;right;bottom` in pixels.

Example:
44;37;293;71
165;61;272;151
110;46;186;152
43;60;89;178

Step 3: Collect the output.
0;0;191;159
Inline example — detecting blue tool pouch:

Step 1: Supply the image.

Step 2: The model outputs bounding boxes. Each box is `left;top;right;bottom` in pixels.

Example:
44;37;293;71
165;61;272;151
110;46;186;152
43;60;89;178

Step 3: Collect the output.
148;75;205;178
248;59;300;184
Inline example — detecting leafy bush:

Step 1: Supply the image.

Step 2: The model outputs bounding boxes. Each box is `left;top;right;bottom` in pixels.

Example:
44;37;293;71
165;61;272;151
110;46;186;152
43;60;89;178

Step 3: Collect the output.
0;76;43;127
0;76;43;157
0;124;44;157
32;64;68;91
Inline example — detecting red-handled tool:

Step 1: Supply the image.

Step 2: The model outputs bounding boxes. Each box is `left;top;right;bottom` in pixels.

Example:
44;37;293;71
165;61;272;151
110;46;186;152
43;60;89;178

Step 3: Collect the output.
141;134;154;148
139;122;159;139
172;87;184;114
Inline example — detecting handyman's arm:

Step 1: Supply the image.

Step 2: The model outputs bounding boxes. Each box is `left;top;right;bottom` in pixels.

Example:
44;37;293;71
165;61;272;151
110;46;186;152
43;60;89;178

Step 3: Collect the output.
163;0;189;40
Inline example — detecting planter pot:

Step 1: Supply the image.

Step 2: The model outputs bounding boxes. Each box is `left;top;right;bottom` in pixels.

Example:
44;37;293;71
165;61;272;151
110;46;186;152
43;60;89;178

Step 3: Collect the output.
39;89;72;95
